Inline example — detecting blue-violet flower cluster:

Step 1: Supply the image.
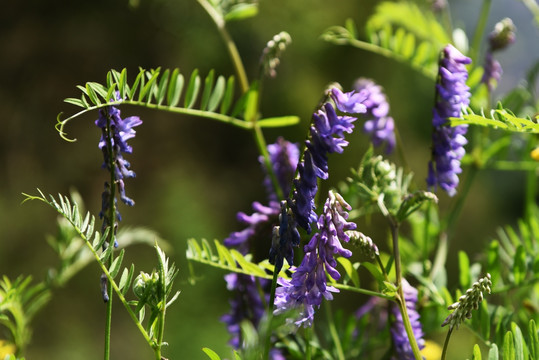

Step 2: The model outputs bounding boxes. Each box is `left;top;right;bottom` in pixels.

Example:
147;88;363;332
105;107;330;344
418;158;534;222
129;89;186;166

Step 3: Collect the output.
427;44;471;197
95;102;142;240
291;88;365;233
354;78;396;154
222;138;298;353
274;190;356;328
390;280;425;360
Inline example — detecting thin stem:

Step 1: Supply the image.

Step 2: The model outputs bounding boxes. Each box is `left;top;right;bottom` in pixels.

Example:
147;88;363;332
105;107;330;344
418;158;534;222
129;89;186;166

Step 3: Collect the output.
103;111;117;360
253;123;285;201
469;0;492;65
196;0;249;93
305;326;312;360
441;327;454;360
389;218;423;360
325;301;345;360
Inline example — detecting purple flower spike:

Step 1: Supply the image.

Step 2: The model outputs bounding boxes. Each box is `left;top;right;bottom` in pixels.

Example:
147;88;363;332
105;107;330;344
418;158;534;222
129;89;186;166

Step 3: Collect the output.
427;44;471;197
95;103;142;240
260;137;300;202
390;280;425;360
354;78;396;153
269;201;301;272
292;89;361;233
274;190;355;328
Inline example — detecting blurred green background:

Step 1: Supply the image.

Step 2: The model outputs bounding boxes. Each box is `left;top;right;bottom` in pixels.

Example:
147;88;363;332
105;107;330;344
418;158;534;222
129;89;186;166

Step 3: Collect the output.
1;0;537;359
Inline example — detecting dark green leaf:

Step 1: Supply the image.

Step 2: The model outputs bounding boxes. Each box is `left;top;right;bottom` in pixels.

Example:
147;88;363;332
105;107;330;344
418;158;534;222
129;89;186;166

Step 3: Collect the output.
85;83;101;105
529;319;539;360
337;257;360;287
512;245;526;285
129;69;144;100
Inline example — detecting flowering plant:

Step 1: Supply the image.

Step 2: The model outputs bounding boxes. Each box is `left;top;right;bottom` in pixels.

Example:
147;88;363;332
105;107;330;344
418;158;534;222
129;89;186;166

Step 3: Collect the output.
1;1;539;360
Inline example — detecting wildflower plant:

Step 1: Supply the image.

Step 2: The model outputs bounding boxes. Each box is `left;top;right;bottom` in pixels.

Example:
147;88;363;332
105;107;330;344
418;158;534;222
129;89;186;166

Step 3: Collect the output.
2;1;539;360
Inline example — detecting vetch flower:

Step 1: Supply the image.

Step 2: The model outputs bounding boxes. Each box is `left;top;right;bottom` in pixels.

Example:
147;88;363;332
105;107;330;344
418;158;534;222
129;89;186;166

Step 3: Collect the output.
260;137;300;202
269;200;301;272
390;279;425;360
95;101;142;242
442;274;492;330
274;190;355;328
354;78;396;153
221;273;268;348
482;18;516;91
427;44;471;197
292;89;364;233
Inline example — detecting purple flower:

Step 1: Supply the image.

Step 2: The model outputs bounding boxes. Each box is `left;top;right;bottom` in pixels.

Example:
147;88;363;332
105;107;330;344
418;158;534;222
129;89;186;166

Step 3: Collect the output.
390;280;425;360
354;78;396;153
95;103;142;239
269;201;301;273
221;273;268;348
292;90;364;233
427;44;471;197
260;137;300;202
274;191;355;328
482;18;516;91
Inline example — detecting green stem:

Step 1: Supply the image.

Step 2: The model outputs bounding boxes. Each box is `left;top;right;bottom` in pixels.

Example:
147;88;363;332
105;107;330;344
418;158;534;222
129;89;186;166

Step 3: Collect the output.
196;0;249;93
469;0;492;65
441;327;454;360
389;218;423;360
305;326;312;360
325;301;345;360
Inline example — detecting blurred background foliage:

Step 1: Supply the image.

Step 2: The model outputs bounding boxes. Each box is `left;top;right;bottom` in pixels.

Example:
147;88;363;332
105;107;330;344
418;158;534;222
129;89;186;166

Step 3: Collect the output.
0;0;537;359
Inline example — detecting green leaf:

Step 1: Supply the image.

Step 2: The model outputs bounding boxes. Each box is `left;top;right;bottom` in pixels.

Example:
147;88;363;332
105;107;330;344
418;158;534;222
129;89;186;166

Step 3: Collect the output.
487;240;501;288
129;69;144;100
472;344;482;360
512;245;526;285
362;262;385;284
220;76;235;114
200;69;215;111
109;249;125;279
337;257;360;287
156;68;170;106
119;68;128;100
184;69;201;109
139;69;160;102
167;68;184;107
450;106;539;133
511;322;526;360
243;86;259;121
257;116;300;127
207;75;226;112
64;97;86;108
85;83;101;105
223;3;258;22
488;344;499;360
529;319;539;360
459;251;470;288
504;331;515;360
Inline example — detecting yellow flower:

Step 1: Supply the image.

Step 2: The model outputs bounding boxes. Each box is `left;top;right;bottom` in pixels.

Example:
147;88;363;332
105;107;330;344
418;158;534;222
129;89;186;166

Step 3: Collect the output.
531;146;539;161
421;339;443;360
0;339;16;358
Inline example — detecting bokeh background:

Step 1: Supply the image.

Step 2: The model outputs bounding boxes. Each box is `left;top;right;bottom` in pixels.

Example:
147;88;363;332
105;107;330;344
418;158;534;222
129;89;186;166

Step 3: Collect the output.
1;0;537;359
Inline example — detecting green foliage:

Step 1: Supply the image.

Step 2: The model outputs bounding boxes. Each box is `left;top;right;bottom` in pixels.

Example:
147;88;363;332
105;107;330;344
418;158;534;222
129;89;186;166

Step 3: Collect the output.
450;104;539;134
322;1;452;79
56;67;299;141
0;276;50;357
